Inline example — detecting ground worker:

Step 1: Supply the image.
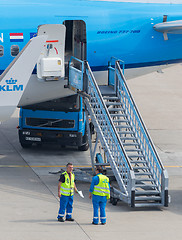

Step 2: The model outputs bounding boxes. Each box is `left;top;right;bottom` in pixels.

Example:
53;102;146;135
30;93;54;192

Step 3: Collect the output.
57;162;78;222
89;166;110;225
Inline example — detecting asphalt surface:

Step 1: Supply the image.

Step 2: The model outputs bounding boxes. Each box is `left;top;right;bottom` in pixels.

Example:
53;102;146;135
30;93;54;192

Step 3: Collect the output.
0;64;182;240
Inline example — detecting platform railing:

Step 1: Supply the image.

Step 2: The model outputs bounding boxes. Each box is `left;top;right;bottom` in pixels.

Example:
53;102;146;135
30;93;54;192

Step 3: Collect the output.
69;56;84;91
108;57;125;87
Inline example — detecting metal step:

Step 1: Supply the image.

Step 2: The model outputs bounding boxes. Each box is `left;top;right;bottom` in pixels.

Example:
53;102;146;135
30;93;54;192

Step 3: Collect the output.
110;114;126;118
103;96;119;101
117;131;134;135
108;108;124;112
113;119;129;123
135;178;155;182
122;142;140;146
115;125;132;129
130;160;146;164
120;137;137;141
135;190;160;196
106;102;122;106
125;149;142;152
135;172;152;176
133;166;149;170
128;154;145;158
134;203;163;208
135;184;157;188
135;196;161;201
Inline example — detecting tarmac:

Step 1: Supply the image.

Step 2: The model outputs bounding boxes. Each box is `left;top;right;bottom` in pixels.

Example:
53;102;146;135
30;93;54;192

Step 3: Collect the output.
0;64;182;240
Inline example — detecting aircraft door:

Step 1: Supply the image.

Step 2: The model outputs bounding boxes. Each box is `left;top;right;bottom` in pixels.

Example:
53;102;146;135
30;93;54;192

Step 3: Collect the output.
37;24;66;80
72;20;86;60
64;20;87;62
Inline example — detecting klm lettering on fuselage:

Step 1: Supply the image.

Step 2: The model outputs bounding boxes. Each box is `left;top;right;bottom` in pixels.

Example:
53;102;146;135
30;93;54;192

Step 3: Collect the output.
0;78;23;92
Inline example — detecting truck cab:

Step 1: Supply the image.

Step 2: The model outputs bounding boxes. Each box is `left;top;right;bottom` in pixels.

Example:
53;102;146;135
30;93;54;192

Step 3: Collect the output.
18;94;88;151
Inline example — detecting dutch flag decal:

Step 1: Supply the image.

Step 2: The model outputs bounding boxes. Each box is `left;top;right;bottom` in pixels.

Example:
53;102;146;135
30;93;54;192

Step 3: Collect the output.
10;33;24;42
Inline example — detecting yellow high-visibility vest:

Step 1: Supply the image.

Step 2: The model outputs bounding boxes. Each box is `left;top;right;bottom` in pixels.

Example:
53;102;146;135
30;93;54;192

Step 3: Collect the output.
93;174;110;199
60;171;75;196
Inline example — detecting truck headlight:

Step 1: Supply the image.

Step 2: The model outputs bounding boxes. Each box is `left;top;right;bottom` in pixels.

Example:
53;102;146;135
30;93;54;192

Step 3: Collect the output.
69;134;77;138
22;131;30;135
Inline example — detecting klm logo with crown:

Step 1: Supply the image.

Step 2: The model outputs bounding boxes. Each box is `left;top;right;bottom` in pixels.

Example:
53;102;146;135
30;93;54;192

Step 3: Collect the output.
0;78;23;92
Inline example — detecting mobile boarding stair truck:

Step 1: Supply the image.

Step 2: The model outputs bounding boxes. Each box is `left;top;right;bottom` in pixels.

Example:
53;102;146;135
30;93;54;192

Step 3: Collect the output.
69;57;169;208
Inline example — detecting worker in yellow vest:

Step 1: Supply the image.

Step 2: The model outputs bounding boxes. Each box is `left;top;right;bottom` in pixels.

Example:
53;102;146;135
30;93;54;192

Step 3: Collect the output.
89;166;110;225
57;163;78;222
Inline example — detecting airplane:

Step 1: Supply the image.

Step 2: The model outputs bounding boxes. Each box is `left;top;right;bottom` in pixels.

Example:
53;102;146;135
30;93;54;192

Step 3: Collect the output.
1;0;182;107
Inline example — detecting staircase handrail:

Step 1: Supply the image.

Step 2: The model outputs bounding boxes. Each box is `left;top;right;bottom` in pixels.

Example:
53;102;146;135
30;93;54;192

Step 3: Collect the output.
115;61;165;189
85;61;136;197
85;61;132;167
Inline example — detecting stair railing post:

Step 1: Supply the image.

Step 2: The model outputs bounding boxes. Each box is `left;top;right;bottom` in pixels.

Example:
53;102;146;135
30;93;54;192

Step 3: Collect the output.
161;169;169;207
83;60;88;93
128;170;135;207
108;60;111;86
115;61;118;97
85;108;95;173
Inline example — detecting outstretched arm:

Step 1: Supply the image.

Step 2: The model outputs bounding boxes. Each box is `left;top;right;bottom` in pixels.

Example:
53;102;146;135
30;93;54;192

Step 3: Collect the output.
74;182;78;193
58;182;62;198
89;192;92;199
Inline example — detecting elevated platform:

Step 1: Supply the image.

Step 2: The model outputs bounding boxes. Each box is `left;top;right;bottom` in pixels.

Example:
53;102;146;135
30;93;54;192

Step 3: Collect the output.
98;85;115;96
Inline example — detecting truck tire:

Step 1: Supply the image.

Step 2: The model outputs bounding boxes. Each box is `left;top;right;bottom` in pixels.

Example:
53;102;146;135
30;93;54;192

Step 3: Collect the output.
110;197;114;204
78;143;89;151
112;198;118;206
78;126;89;151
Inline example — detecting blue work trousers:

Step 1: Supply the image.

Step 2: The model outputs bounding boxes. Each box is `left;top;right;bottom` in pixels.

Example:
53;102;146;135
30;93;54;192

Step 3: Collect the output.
92;195;107;224
57;195;73;219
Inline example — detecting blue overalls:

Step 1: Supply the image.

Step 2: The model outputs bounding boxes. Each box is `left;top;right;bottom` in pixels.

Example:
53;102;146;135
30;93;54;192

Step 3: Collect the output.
89;173;110;224
57;172;74;220
57;195;73;220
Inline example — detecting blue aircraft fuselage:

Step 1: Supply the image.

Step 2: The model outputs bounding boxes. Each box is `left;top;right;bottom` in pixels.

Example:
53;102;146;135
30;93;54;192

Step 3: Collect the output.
1;0;182;73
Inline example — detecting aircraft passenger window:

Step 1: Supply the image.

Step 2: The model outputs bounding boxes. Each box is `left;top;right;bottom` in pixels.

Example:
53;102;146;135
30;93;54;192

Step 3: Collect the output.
11;45;19;57
0;46;4;57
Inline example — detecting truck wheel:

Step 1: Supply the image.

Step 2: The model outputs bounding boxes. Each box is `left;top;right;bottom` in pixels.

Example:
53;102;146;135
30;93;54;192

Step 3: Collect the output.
20;142;32;148
78;126;89;151
112;198;118;206
110;197;114;204
78;143;89;151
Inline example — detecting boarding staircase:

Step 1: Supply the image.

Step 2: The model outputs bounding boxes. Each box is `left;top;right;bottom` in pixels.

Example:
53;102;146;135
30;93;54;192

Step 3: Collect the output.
69;57;169;208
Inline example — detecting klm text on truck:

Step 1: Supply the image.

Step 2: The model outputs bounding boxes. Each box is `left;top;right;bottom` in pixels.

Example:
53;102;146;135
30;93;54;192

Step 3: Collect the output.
18;94;89;151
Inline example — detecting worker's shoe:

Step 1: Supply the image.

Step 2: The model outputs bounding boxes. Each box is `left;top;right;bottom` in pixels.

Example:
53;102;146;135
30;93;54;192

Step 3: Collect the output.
58;217;64;222
65;218;74;221
101;222;106;225
92;221;98;225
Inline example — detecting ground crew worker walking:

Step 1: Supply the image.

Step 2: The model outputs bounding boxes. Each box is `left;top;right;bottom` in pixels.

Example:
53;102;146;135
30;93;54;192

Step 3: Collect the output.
89;166;110;225
57;163;78;222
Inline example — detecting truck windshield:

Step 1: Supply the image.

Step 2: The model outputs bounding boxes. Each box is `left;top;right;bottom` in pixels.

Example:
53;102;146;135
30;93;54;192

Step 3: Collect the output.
24;94;80;112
